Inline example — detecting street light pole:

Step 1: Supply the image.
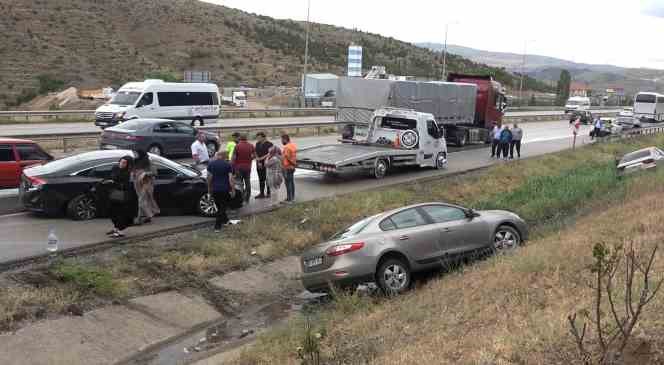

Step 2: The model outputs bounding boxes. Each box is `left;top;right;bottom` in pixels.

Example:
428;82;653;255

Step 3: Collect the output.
518;40;531;106
302;0;311;107
441;23;449;80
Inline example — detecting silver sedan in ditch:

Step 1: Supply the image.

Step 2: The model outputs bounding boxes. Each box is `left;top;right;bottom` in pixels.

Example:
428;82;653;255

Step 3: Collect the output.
300;202;528;294
617;147;664;175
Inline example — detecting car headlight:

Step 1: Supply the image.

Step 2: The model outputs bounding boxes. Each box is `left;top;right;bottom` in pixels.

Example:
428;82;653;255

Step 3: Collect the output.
114;112;126;120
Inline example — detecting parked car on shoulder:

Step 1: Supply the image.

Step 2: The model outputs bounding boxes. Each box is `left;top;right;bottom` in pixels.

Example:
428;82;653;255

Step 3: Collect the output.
619;107;634;118
617;147;664;175
300;202;528;294
99;118;219;157
20;150;217;220
0;138;53;188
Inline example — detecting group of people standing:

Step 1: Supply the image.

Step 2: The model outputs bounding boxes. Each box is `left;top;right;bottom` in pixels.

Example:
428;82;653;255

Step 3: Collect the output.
104;150;159;238
490;122;523;160
203;132;298;232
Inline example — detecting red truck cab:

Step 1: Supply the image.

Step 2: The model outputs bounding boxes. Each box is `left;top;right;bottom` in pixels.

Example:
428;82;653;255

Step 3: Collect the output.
0;138;53;188
447;74;507;128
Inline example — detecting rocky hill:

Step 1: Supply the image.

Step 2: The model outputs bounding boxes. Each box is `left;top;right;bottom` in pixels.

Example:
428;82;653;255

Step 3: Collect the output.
0;0;552;109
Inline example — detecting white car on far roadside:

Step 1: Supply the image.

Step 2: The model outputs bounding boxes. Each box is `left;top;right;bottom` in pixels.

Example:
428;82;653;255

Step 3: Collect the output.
619;107;634;117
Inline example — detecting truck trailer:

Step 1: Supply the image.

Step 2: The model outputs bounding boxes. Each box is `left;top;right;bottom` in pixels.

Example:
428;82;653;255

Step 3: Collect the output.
336;75;507;146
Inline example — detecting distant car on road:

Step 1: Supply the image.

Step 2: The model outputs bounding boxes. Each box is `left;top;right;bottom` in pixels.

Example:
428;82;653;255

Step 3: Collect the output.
20;150;217;220
100;119;219;157
618;107;634;118
0;138;53;188
300;202;528;294
569;110;594;125
617;147;664;175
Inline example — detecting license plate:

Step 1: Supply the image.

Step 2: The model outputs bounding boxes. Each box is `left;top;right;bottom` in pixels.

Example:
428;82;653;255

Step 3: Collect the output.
304;257;323;268
298;162;314;169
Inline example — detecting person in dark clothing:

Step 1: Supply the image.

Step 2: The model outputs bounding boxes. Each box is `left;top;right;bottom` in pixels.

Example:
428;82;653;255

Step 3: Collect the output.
107;155;135;238
232;134;255;203
499;126;512;161
207;151;235;232
254;132;273;199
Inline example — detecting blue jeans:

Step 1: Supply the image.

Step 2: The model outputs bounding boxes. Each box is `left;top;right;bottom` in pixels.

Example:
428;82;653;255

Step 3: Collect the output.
283;169;295;201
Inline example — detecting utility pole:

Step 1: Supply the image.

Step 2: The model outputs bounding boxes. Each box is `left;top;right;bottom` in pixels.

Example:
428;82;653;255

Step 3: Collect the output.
518;40;533;106
301;0;311;107
441;24;449;80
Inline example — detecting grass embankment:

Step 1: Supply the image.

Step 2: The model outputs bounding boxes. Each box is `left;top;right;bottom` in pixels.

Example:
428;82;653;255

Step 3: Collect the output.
0;135;662;336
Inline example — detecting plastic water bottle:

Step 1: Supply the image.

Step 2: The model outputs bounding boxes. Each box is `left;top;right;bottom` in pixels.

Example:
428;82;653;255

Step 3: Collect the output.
47;227;58;253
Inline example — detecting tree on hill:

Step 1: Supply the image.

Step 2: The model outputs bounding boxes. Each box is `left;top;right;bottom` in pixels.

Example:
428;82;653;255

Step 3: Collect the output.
556;70;571;106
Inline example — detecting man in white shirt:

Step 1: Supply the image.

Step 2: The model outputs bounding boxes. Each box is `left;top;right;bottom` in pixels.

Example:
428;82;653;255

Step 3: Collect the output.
191;133;210;168
490;122;503;158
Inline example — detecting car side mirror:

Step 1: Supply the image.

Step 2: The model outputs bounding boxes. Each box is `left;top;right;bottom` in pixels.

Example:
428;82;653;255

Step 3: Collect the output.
466;209;480;219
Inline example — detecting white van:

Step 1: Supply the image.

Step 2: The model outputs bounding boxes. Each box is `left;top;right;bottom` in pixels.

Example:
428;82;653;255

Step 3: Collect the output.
564;96;591;113
94;80;220;128
633;92;664;122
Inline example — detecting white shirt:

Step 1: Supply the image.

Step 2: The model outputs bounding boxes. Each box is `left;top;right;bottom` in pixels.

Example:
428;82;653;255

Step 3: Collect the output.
492;126;503;140
191;140;210;163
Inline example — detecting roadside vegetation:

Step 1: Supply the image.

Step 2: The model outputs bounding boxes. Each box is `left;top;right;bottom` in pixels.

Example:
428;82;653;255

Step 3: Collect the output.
1;134;664;347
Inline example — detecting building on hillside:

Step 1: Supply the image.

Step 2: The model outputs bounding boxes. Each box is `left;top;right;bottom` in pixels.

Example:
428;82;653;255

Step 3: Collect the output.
570;82;592;97
304;73;339;98
348;44;363;77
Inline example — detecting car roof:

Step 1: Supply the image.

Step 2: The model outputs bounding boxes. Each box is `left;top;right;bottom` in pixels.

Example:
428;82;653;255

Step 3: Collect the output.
0;137;38;144
379;202;466;218
119;118;177;124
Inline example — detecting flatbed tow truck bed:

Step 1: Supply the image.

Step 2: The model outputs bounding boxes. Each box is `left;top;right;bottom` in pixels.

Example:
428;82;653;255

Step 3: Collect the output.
297;142;419;173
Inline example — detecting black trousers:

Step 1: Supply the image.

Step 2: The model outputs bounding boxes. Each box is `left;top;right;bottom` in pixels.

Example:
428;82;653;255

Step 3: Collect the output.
500;142;509;159
257;166;270;196
212;191;230;229
491;139;500;157
510;140;521;158
236;169;251;203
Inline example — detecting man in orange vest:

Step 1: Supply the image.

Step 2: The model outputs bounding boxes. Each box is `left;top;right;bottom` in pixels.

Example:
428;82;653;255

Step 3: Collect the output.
281;134;297;203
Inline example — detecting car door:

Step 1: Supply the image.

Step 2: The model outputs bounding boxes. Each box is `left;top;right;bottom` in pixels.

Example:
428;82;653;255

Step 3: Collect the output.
0;144;19;188
152;122;179;155
379;208;442;265
15;143;52;173
152;162;197;214
425;119;444;165
419;204;491;255
173;122;197;155
134;92;156;118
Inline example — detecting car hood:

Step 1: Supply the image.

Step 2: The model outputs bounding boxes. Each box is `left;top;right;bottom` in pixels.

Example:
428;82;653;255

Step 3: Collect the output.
477;209;523;222
96;104;131;113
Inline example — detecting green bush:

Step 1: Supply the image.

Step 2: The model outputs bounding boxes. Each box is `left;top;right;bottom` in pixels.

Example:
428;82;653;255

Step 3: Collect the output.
52;263;126;298
36;74;65;94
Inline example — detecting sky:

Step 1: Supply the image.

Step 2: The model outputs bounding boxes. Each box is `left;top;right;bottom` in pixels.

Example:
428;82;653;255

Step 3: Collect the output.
201;0;664;70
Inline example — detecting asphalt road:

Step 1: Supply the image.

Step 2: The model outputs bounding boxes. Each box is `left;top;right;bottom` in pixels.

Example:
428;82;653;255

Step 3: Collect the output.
0;110;619;137
0;119;593;263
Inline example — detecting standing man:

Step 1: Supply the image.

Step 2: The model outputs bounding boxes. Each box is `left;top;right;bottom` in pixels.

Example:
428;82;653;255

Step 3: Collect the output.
499;125;512;161
281;134;297;203
232;134;255;204
571;117;581;149
510;123;523;159
191;132;210;168
491;122;502;158
592;117;603;140
207;151;235;232
226;132;239;165
254;132;273;199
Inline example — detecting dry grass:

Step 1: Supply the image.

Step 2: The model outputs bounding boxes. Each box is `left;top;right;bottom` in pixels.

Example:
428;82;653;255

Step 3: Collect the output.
232;170;664;365
0;286;80;332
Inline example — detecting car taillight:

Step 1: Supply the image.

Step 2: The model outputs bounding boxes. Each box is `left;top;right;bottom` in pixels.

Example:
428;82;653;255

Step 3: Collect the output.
125;135;143;141
326;242;364;257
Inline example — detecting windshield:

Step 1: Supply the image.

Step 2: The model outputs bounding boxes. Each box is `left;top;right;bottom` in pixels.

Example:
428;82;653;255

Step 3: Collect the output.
235;95;246;100
115;120;148;131
620;150;652;165
149;154;200;177
636;94;656;103
329;215;378;241
111;91;141;105
566;100;581;105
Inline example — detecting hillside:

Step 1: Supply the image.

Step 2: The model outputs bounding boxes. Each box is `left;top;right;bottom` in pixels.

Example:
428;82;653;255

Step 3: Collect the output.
418;43;664;96
0;0;552;109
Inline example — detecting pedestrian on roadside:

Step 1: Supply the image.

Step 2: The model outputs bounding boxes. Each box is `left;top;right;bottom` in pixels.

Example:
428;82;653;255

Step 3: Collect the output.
509;123;523;159
491;122;502;158
191;132;210;169
231;134;255;204
499;125;512;161
133;150;159;224
592;117;603;140
571;117;581;149
281;134;297;203
207;151;235;232
265;146;283;207
254;131;273;199
106;155;135;238
226;132;239;164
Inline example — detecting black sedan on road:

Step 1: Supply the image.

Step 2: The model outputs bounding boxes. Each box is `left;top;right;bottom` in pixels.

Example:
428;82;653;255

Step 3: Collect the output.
99;119;219;157
19;150;217;220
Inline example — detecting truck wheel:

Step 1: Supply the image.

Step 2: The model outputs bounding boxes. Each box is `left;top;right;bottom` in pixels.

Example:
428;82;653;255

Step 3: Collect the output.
372;159;389;179
436;152;447;169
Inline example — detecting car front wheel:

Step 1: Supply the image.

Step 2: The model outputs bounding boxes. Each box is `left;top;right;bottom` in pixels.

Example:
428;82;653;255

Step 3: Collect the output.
493;225;521;253
376;258;411;295
197;193;218;217
66;194;97;220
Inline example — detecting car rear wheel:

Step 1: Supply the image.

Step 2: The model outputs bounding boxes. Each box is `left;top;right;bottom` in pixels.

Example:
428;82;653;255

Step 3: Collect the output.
436;152;448;169
67;194;97;221
456;132;467;147
376;258;411;295
197;193;218;217
148;144;163;156
493;225;521;253
206;142;218;158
